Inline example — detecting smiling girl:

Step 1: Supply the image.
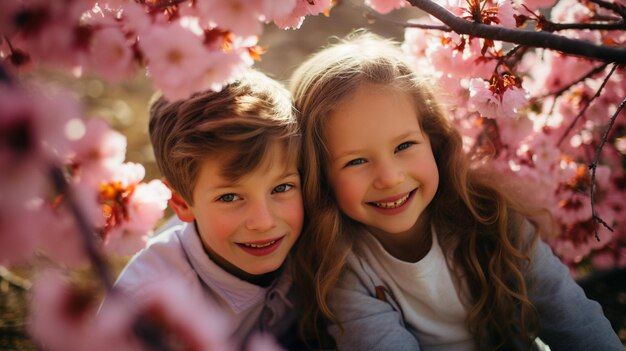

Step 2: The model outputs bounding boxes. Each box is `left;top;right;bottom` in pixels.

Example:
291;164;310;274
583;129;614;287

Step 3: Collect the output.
290;32;622;351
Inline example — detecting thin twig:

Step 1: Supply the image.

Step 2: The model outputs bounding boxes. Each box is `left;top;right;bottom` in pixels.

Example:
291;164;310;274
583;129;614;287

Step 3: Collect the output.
557;64;618;147
407;0;626;63
589;95;625;240
49;166;114;292
547;21;625;31
540;63;609;100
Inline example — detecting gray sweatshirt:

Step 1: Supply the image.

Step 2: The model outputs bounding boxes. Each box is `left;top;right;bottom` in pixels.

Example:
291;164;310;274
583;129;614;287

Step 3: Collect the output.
328;222;622;351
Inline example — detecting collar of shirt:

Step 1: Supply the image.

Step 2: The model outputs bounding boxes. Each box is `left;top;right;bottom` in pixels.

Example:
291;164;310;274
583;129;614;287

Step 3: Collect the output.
179;223;292;314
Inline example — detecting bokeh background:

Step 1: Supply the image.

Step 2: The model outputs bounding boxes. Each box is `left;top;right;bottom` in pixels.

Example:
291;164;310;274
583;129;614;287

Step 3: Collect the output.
1;0;624;349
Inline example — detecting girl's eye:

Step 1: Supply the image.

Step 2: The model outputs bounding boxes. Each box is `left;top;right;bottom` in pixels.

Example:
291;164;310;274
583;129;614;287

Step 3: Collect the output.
273;183;293;194
345;158;366;167
395;141;415;152
218;193;240;203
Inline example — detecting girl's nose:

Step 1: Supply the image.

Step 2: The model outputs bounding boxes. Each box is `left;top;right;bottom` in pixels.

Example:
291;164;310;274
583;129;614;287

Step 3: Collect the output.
245;199;277;232
373;160;405;189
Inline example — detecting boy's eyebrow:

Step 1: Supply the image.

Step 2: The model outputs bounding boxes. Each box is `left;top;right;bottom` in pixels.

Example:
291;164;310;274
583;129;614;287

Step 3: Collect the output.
209;170;300;190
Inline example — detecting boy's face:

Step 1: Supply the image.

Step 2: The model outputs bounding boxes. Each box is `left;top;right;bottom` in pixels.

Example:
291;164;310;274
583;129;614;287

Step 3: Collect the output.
175;143;303;277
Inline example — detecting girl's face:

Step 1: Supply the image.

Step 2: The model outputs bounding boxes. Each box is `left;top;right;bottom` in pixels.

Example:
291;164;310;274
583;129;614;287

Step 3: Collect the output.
324;85;439;248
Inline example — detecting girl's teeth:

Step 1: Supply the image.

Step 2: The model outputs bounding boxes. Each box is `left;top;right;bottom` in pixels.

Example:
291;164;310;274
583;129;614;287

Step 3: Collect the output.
373;193;410;209
242;240;276;248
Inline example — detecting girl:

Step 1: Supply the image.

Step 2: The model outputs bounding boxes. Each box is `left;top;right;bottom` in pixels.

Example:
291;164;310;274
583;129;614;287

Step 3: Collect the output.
290;32;622;350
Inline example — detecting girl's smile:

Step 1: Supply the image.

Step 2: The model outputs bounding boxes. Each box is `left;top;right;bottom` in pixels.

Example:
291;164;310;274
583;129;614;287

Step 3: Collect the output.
368;189;416;213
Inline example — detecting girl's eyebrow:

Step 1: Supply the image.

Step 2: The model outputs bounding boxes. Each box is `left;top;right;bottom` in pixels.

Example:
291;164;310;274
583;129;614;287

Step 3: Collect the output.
330;149;365;163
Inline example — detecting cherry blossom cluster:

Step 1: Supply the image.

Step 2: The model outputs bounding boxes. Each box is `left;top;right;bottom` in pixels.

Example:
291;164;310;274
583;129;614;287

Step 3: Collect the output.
0;0;332;101
0;83;170;267
402;0;626;274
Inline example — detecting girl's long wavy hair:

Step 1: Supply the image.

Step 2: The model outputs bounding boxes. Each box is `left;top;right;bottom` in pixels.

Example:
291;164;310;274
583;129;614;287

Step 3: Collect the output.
290;31;547;350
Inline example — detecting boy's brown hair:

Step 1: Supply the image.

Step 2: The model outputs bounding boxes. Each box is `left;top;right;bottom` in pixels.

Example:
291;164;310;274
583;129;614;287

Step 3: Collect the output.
149;70;299;204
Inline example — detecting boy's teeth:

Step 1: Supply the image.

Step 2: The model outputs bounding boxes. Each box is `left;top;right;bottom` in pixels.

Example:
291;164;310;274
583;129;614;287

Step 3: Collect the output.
372;193;410;209
242;240;276;248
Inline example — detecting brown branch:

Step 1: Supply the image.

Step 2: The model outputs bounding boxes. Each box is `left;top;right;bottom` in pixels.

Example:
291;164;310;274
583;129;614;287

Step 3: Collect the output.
50;166;114;292
406;0;626;63
588;0;626;19
589;95;625;240
540;62;609;99
557;64;618;147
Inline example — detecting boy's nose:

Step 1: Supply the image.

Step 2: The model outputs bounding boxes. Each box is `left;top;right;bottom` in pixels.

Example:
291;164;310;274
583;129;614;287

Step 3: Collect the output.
245;199;277;232
373;161;405;189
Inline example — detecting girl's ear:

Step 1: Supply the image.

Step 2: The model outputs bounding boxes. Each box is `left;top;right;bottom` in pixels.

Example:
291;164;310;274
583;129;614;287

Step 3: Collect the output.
163;179;195;223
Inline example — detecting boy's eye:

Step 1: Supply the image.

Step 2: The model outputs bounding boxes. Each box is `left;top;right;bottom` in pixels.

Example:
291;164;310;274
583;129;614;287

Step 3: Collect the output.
218;193;240;203
395;141;415;152
273;183;293;194
345;158;366;167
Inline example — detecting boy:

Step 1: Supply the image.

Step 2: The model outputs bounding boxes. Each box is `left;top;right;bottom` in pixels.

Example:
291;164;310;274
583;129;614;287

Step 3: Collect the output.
113;70;303;348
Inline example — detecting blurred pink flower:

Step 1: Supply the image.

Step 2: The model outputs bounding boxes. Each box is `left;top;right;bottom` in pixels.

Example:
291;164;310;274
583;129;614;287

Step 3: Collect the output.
0;204;41;266
1;85;79;204
274;0;332;29
260;0;298;22
140;23;212;101
513;0;557;11
70;118;127;188
29;271;140;351
127;277;235;351
86;27;137;83
140;22;250;100
196;0;265;37
497;115;533;149
366;0;407;14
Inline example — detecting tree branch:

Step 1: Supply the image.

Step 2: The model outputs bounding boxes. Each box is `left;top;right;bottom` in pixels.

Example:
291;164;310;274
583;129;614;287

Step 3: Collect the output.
50;166;114;292
588;0;626;19
589;94;625;240
407;0;626;63
542;63;609;100
557;64;618;147
547;21;625;31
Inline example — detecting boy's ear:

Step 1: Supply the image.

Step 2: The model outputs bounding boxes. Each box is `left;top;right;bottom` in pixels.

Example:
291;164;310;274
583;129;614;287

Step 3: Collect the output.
163;179;195;223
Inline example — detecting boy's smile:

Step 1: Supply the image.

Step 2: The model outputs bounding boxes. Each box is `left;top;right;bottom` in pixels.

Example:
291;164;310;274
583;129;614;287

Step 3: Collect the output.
325;84;439;258
171;143;303;278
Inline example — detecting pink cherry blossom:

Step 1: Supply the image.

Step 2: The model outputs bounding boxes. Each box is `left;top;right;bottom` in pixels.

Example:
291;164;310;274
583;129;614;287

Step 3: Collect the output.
0;85;78;204
29;271;141;351
274;0;332;29
0;204;41;266
195;0;265;37
70;118;127;188
140;21;250;100
497;114;533;149
366;0;407;14
124;277;235;351
86;27;137;83
260;0;298;22
468;78;529;119
104;179;170;256
512;0;557;11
